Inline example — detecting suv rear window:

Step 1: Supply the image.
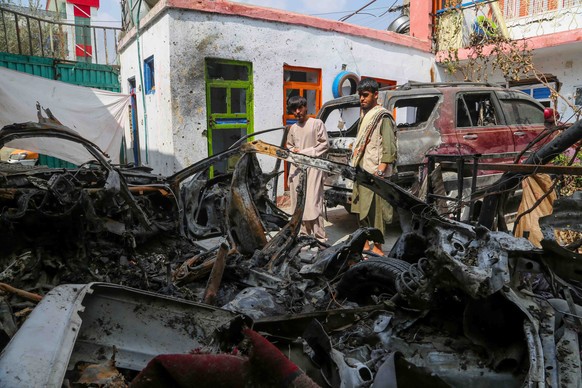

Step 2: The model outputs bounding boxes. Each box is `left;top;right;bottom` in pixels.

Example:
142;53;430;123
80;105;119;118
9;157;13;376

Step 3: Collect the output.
393;96;439;129
497;98;545;125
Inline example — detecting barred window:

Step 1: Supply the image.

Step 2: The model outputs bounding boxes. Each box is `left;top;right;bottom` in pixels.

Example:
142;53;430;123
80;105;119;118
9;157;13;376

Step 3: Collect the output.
562;0;582;7
530;0;549;15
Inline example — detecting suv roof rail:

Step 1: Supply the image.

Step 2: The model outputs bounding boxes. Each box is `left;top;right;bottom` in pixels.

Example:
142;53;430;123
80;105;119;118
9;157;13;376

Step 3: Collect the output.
396;81;500;90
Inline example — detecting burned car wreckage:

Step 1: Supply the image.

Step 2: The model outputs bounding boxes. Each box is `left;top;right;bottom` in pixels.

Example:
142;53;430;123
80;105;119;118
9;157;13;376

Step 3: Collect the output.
0;113;582;387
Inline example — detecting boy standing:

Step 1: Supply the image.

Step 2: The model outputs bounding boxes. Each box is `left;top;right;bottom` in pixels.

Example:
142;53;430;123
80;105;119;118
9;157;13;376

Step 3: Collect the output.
286;95;329;242
350;78;397;255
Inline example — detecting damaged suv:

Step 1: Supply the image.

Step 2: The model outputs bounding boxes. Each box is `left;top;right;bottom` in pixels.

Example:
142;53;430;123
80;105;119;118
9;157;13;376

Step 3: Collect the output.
320;82;552;213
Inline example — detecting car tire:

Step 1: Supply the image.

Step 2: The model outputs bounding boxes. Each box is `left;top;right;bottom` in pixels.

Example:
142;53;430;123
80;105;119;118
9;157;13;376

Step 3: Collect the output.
332;71;360;98
336;258;411;303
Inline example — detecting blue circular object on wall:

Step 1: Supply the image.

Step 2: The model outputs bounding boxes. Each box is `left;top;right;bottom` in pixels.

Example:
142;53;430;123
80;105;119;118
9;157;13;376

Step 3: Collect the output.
332;71;360;98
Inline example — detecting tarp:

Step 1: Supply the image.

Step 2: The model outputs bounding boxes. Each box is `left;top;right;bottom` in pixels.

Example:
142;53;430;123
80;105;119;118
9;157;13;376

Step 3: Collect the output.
514;173;557;247
0;66;129;164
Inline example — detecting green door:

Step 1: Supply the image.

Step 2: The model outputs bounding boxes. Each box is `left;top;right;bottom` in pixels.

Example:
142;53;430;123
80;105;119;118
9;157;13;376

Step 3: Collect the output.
205;59;253;175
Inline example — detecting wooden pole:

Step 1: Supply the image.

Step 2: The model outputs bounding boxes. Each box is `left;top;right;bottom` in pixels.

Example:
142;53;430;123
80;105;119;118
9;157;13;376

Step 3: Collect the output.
0;283;42;302
202;243;229;305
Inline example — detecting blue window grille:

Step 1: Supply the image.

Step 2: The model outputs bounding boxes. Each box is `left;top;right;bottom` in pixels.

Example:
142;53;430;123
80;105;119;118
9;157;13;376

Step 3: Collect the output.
516;86;551;101
532;87;551;100
144;56;155;94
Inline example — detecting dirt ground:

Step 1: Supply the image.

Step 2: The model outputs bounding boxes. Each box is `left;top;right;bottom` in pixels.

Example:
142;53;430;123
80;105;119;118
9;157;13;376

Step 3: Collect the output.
196;205;402;253
296;205;402;251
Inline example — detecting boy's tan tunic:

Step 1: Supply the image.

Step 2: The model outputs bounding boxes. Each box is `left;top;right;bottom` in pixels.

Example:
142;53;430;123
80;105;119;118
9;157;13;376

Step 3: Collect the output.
350;105;397;234
287;118;329;221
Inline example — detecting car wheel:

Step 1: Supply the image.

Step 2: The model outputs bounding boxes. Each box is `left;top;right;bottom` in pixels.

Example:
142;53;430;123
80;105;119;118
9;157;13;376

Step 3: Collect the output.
336;258;411;303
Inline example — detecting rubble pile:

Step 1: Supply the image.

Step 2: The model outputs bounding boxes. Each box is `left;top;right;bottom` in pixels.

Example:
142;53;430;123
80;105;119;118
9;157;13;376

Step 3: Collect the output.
0;118;582;386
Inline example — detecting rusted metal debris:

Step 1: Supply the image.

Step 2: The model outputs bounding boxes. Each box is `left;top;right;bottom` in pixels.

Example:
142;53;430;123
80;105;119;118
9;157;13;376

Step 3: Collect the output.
1;116;582;386
0;283;42;302
202;242;229;305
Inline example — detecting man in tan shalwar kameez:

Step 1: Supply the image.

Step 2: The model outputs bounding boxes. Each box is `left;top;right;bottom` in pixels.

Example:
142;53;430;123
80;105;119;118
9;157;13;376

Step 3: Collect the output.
286;95;330;242
350;78;397;255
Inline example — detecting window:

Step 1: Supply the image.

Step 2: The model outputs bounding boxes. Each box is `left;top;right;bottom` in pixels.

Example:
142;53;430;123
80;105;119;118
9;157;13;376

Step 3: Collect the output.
323;105;360;134
530;0;549;14
393;96;439;129
503;0;560;18
207;62;249;81
562;0;582;7
144;56;155;94
514;86;552;107
456;93;499;127
283;66;321;124
497;94;545;125
503;0;520;19
361;76;397;90
210;88;227;113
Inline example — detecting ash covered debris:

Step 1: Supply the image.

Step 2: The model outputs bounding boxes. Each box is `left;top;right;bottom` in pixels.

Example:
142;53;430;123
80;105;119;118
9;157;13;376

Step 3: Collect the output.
0;115;582;386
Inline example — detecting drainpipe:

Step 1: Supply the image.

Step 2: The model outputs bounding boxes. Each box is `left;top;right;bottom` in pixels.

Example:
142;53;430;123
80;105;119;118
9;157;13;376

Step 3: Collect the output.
128;0;149;165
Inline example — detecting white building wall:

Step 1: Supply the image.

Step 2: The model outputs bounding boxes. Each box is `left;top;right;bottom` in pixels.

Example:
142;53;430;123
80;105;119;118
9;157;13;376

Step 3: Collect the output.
120;14;174;174
166;10;434;175
529;47;582;124
120;10;435;176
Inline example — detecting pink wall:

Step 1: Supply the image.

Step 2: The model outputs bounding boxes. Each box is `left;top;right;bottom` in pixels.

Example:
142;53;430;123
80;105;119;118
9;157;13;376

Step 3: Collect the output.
437;29;582;61
410;1;433;41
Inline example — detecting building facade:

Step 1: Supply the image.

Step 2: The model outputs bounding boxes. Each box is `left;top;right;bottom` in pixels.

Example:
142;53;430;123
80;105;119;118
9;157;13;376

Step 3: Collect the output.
118;0;435;176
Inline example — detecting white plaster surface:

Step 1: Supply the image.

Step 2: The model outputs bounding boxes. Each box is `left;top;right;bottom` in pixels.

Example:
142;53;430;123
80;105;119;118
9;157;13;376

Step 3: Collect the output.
120;14;174;174
525;46;582;124
119;9;434;177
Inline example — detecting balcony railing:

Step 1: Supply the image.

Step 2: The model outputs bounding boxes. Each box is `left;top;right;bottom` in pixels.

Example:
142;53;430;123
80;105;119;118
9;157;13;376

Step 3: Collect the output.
434;0;582;52
0;5;121;66
501;1;582;39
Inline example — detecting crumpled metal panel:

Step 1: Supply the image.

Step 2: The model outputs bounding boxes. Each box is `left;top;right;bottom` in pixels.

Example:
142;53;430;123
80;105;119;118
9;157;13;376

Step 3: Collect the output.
226;153;268;254
300;227;384;278
0;283;248;387
426;221;513;299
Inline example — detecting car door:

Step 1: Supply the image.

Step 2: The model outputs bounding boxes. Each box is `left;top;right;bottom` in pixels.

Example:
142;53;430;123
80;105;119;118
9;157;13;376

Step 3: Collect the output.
455;91;515;163
495;90;548;158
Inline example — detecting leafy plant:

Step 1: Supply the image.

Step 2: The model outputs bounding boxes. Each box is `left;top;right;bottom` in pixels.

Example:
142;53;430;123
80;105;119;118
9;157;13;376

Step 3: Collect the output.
552;148;582;195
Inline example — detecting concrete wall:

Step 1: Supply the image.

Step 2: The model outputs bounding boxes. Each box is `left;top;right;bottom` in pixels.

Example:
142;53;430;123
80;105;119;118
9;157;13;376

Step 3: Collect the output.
119;8;435;176
529;46;582;123
120;14;174;173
